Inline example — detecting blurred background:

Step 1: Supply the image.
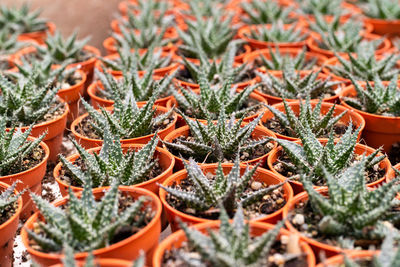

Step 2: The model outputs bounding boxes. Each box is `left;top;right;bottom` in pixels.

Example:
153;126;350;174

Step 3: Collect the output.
2;0;121;53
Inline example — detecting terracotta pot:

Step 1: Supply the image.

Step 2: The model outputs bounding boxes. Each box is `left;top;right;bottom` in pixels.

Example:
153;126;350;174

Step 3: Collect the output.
57;70;87;123
50;258;133;267
260;100;365;142
6;101;68;162
307;33;391;58
253;70;342;105
0;137;48;219
70;105;177;149
159;163;293;231
340;85;400;153
163;125;277;171
364;17;400;36
238;24;310;50
267;139;393;195
54;143;175;196
167;89;267;127
21;186;162;266
316;251;376;267
0;181;23;267
242;47;328;74
17;22;56;44
153;220;316;267
88;79;173;109
95;51;180;78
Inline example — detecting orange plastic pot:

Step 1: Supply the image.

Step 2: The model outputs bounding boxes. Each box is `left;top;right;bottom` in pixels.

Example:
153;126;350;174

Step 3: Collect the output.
88;78;173;109
253;70;342;105
159;163;293;231
163;125;277;171
243;48;328;74
340;85;400;153
364;17;400;36
238;24;310;50
0;181;23;267
54;143;175;196
70;105;177;149
57;70;86;123
153;220;316;267
260;100;365;142
307;33;391;58
21;186;162;266
17;22;56;44
50;258;133;267
316;251;376;267
267;139;393;195
0;137;48;219
95;51;180;78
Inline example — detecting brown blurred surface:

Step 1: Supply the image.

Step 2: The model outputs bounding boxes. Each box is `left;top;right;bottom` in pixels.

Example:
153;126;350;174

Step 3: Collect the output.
2;0;122;55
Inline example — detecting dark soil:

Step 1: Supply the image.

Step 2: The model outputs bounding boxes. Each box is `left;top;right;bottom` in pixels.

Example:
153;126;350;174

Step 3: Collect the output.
272;151;386;186
3;146;45;176
36;100;67;125
389;142;400;166
0;199;17;225
263;117;350;139
162;237;308;267
165;171;286;220
75;112;174;140
58;154;163;187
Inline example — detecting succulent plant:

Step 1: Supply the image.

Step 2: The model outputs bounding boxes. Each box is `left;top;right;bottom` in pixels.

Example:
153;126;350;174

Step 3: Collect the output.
256;47;318;71
163;110;271;163
0;72;62;126
298;0;345;16
99;45;173;73
60;128;159;187
160;156;285;216
172;71;261;120
296;158;400;240
241;0;295;25
361;0;400;19
328;46;400;81
180;0;233;18
174;206;287;266
344;75;400;117
0;27;30;56
33;31;91;65
27;181;153;253
0;182;21;223
245;23;308;44
266;97;347;138
0;3;48;34
124;0;171;15
177;11;236;59
256;68;340;99
273;122;385;184
80;94;173;140
0;118;46;176
95;61;175;102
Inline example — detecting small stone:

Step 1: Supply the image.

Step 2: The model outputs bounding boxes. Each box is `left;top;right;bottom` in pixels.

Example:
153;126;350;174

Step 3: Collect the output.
292;214;305;225
311;230;318;236
163;119;170;125
242;152;249;159
280;235;289;245
272;253;285;265
251;181;262;190
185;208;196;214
276;198;284;205
263;194;271;200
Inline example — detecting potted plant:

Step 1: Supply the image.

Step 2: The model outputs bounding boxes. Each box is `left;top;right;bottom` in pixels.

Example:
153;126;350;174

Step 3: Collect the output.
240;0;298;25
163;110;276;169
0;119;49;218
159;157;293;230
267;122;391;194
340;75;400;153
21;181;162;266
361;0;400;36
0;27;38;59
55;129;174;195
0;3;55;44
0;181;23;267
154;206;315;266
0;72;68;161
294;0;356;22
88;61;176;109
282;159;400;258
71;95;176;149
260;97;365;141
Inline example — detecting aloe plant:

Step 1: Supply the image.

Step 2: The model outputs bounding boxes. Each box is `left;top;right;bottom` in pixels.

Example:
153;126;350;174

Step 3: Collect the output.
0;182;22;223
27;181;153;253
0;3;48;33
265;97;347;138
361;0;400;19
60;129;159;187
163;110;272;163
298;0;345;16
0;118;46;176
241;0;295;24
344;75;400;117
0;27;30;56
79;94;173;140
273;122;385;184
245;23;308;44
